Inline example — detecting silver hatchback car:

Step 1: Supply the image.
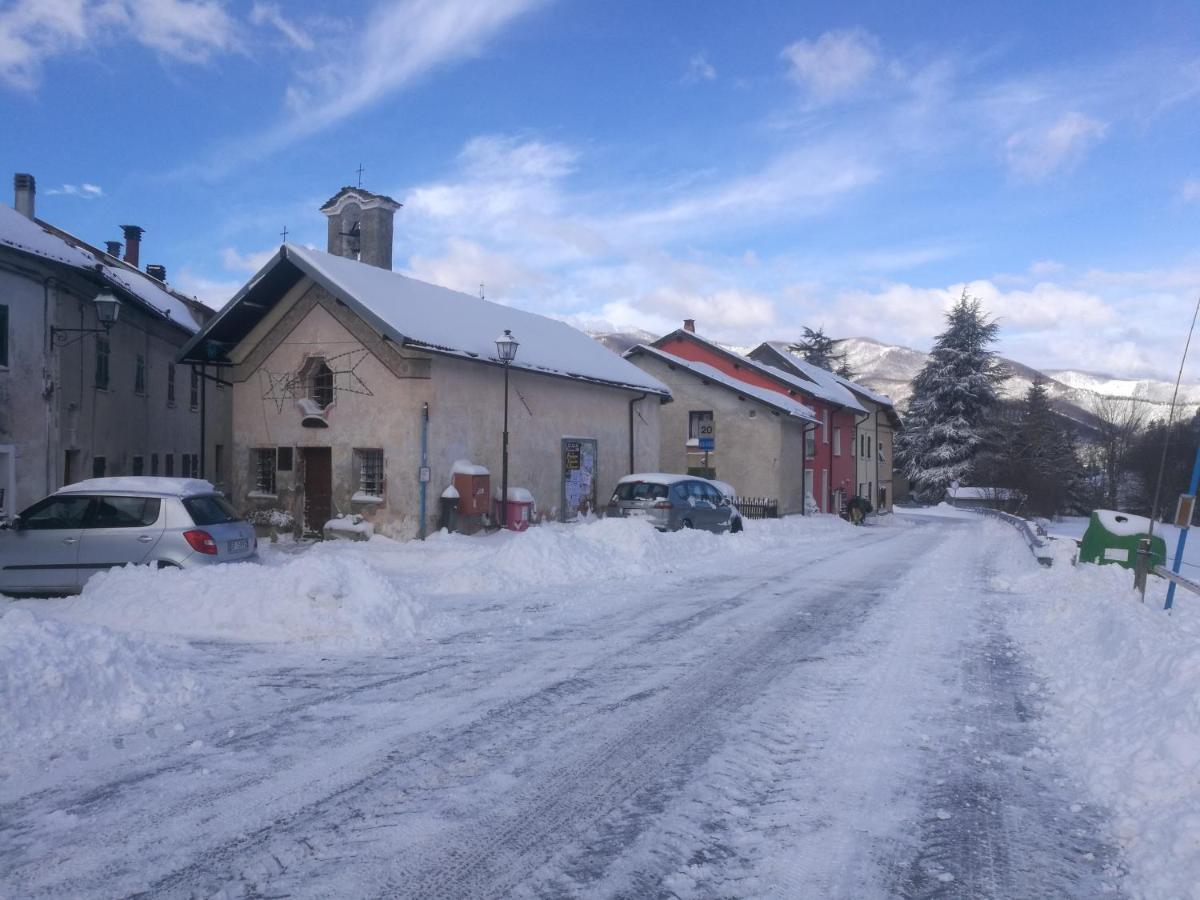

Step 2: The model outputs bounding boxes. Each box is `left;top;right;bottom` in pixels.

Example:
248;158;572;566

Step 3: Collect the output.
0;477;257;595
606;473;740;534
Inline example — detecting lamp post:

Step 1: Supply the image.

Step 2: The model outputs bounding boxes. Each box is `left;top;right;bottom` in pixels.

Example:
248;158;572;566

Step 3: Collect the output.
50;287;121;346
495;329;519;529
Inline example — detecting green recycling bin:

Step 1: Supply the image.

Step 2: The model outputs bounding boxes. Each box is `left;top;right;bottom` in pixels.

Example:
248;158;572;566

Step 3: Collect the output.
1078;510;1166;570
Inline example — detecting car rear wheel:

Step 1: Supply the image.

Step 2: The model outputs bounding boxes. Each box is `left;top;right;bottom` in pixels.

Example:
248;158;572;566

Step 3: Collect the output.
730;518;743;534
681;518;694;529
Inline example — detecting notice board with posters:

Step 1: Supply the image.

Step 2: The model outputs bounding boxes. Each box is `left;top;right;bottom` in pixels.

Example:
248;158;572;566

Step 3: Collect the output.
561;437;598;521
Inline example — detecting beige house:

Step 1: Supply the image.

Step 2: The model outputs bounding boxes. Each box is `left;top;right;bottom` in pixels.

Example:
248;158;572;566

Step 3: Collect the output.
179;187;668;539
0;173;229;518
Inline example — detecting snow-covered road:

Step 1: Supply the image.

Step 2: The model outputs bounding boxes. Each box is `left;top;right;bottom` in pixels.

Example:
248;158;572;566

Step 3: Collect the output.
2;518;1124;898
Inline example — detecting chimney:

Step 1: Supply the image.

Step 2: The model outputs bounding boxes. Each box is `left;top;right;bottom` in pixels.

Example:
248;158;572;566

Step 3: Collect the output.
121;225;144;268
683;318;696;333
13;173;35;219
146;264;166;282
105;241;122;257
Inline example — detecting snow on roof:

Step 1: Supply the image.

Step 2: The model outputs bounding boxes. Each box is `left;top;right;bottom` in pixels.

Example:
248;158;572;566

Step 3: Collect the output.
56;477;217;497
759;342;868;413
0;206;201;333
665;331;866;414
616;472;694;485
627;344;819;423
946;486;1019;501
284;244;668;396
1093;509;1154;537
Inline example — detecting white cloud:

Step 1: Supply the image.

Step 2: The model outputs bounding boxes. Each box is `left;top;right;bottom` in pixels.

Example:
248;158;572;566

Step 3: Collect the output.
172;267;243;309
681;52;715;85
220;246;277;273
46;182;104;198
249;1;312;50
1004;111;1108;180
0;0;239;89
1181;179;1200;203
781;28;879;104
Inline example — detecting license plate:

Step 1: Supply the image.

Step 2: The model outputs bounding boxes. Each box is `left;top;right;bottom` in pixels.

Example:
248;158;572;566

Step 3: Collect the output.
228;538;249;552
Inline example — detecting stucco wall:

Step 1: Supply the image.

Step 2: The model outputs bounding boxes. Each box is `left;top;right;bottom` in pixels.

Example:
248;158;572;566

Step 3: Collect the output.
629;353;809;514
229;280;662;540
0;253;229;516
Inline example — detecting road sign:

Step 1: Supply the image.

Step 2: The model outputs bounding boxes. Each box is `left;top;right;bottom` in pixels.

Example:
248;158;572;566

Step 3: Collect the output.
699;437;715;451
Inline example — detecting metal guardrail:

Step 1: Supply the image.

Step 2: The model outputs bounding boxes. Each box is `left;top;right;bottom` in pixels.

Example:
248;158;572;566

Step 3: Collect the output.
1154;564;1200;597
966;506;1055;567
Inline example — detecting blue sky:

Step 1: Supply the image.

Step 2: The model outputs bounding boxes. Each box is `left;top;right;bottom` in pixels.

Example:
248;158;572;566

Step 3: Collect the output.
2;0;1199;381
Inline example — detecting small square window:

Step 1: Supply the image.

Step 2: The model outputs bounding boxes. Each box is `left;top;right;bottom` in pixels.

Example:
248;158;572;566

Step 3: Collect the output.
165;454;174;477
252;448;277;494
151;453;159;475
132;455;144;476
277;447;294;472
355;449;384;498
92;456;107;478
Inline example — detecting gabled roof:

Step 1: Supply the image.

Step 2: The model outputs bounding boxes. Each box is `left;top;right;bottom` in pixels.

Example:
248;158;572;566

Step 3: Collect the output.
625;344;818;423
0;205;204;334
754;341;902;427
653;329;867;414
179;244;669;396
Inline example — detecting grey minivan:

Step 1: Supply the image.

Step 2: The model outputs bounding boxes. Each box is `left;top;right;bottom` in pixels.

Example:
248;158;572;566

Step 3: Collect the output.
606;473;740;534
0;477;257;595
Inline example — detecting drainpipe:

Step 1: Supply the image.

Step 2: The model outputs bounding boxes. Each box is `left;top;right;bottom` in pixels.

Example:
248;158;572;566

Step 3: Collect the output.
828;410;836;514
199;365;206;479
628;392;648;472
43;276;54;495
853;410;869;497
419;402;429;539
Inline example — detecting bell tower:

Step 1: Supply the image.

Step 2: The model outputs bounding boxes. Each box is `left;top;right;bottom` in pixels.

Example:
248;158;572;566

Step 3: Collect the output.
318;186;402;270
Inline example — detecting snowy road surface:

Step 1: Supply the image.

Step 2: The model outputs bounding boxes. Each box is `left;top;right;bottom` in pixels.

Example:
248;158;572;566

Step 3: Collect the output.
2;518;1125;898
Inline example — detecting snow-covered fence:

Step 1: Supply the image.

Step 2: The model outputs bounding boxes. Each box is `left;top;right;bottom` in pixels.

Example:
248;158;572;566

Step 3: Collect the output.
1154;565;1200;599
967;507;1055;567
732;497;779;519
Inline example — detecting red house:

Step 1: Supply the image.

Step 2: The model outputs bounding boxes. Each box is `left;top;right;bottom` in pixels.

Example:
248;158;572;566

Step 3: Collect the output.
642;323;865;514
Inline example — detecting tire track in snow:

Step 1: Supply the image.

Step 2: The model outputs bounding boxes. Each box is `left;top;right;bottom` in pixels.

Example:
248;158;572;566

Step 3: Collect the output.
890;548;1127;898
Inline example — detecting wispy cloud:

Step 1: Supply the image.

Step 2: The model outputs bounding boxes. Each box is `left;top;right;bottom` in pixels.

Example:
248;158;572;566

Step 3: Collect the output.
1003;111;1108;181
45;182;104;199
781;28;879;105
681;52;715;85
0;0;240;90
249;1;313;51
1181;178;1200;203
220;246;278;273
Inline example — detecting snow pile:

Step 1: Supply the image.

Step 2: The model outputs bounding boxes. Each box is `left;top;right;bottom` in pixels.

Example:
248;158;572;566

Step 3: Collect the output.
0;608;204;760
31;555;418;649
992;525;1199;898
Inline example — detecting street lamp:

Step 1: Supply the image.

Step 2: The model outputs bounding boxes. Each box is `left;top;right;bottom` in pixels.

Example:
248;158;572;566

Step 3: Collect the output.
50;287;122;346
495;329;519;529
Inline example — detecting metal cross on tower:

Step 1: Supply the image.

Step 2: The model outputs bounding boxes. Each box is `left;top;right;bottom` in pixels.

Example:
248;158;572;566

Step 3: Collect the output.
280;226;289;242
356;163;365;188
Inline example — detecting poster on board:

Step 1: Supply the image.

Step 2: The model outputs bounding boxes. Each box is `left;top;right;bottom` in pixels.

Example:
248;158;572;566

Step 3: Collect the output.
561;437;598;521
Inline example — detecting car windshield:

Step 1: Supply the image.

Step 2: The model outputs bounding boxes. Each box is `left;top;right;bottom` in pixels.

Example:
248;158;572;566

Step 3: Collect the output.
183;494;242;525
614;482;669;501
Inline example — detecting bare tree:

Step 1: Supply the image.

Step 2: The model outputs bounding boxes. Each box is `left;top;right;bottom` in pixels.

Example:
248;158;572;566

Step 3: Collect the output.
1090;395;1146;509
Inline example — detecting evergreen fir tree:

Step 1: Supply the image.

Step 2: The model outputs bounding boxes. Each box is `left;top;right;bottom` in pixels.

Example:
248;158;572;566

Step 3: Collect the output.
896;291;1005;502
791;326;854;377
1012;378;1081;517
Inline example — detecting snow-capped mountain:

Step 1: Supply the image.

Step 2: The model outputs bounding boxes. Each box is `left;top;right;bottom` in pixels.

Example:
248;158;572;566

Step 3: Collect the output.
591;330;1199;436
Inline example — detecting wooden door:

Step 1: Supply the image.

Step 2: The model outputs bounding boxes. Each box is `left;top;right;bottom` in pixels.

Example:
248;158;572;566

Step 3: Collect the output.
302;447;332;535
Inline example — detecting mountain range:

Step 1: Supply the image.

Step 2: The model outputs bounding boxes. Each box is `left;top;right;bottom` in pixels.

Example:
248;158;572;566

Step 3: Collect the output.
592;331;1200;438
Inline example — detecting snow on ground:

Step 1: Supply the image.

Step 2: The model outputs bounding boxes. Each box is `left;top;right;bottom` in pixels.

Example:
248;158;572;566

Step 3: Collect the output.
988;520;1200;900
0;610;205;770
4;509;1199;896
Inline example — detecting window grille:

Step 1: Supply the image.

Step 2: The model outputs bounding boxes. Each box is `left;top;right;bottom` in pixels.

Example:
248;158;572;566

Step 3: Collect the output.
252;448;277;494
356;449;384;497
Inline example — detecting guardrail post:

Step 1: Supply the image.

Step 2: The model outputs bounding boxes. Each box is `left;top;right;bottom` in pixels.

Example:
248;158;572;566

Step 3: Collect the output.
1134;538;1151;600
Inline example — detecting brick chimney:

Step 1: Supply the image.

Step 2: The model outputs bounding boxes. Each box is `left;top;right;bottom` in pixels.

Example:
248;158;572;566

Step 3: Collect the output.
146;264;166;282
121;225;144;268
13;173;35;219
105;241;121;257
683;318;696;333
